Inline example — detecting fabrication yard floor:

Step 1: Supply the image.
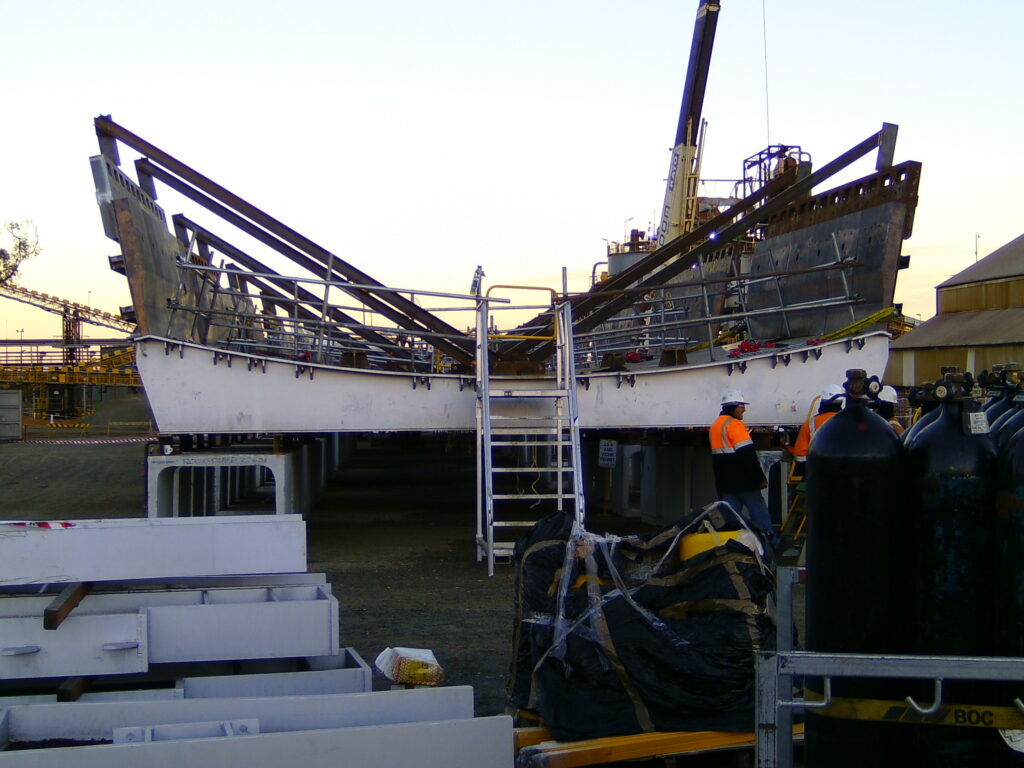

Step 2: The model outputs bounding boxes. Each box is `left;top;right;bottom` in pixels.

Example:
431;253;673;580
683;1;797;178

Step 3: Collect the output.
0;394;798;765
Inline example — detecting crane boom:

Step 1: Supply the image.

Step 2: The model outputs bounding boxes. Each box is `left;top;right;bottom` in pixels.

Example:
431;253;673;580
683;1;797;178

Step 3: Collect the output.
656;0;721;247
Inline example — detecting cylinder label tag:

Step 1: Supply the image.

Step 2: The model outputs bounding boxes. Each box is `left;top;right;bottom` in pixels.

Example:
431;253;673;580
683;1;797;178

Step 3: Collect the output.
965;412;989;435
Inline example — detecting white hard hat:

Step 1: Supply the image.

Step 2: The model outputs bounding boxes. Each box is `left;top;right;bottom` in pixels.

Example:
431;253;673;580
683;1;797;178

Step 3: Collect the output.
879;385;899;404
721;388;749;405
821;383;844;400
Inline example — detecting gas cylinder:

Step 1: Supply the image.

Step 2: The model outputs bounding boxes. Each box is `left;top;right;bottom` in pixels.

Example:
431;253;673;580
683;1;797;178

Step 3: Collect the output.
804;369;913;768
991;394;1024;450
902;380;941;448
908;371;998;766
982;365;1020;424
994;423;1024;764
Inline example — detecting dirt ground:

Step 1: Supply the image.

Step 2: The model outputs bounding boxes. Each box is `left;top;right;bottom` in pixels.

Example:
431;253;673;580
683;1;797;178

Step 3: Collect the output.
0;391;801;765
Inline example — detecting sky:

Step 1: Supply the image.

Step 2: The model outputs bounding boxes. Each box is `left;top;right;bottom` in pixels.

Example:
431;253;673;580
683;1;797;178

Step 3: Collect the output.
1;0;1021;342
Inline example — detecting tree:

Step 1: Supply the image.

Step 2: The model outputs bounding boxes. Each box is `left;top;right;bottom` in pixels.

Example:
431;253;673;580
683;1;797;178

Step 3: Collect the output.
0;220;41;285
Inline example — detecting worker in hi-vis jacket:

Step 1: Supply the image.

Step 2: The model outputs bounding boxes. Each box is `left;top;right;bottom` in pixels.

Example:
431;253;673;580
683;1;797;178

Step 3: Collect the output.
709;389;773;540
787;383;844;477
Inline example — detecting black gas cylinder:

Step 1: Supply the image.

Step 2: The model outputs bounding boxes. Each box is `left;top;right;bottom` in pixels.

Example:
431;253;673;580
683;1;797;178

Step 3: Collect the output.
992;396;1024;450
804;369;914;768
902;381;940;447
994;425;1024;764
982;366;1020;424
908;372;998;766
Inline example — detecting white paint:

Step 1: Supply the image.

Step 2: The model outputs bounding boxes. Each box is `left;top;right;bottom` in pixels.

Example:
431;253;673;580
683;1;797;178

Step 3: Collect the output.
135;333;890;433
0;715;513;768
0;516;307;585
0;613;147;680
0;685;476;743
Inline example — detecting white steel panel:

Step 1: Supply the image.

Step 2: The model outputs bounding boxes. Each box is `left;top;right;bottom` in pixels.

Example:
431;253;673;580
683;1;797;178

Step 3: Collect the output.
0;516;307;586
0;715;513;768
0;613;147;680
0;585;329;618
147;597;336;663
1;685;475;743
134;333;889;432
180;648;370;698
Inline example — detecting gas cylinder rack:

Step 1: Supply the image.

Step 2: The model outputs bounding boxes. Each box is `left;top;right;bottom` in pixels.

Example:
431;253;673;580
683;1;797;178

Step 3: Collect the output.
756;567;1024;768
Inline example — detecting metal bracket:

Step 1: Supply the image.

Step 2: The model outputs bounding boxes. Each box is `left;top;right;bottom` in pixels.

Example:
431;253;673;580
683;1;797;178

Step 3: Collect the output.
615;374;635;389
801;347;823;362
102;641;141;652
1;645;41;656
905;679;943;716
780;677;832;709
846;337;866;353
579;377;590;391
727;361;748;376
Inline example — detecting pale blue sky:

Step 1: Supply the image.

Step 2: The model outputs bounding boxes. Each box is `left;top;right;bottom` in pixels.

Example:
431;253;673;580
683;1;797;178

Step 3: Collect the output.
2;0;1020;340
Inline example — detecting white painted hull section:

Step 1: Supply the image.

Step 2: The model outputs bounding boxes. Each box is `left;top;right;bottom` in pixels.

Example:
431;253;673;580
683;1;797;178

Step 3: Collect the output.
135;333;890;433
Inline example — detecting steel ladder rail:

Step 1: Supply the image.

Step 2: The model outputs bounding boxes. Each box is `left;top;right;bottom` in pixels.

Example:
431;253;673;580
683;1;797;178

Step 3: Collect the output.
475;300;586;576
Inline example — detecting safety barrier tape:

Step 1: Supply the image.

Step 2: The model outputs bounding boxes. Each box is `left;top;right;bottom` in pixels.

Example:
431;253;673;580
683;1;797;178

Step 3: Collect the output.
25;437;157;445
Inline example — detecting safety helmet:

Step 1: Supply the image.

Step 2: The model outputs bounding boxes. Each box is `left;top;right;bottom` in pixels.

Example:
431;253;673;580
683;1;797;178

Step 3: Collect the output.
721;388;749;406
878;385;899;404
821;383;844;401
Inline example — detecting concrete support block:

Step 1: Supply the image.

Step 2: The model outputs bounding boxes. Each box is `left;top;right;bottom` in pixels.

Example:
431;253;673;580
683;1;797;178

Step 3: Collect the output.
147;452;298;517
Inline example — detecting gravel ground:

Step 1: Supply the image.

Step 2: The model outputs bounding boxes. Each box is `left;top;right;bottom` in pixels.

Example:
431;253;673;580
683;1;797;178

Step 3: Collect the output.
0;392;801;765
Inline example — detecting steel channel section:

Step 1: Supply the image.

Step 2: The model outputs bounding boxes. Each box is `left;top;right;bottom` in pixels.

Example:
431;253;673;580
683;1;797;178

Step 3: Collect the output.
0;516;307;585
179;648;370;698
0;585;338;676
0;685;477;743
0;613;147;680
93;116;473;363
0;715;513;768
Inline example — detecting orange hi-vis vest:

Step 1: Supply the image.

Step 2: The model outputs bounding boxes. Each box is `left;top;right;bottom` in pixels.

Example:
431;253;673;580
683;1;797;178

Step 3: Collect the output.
710;414;754;454
790;411;837;461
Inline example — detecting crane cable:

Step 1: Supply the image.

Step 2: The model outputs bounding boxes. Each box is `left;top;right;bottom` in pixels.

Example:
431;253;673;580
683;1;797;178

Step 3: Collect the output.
761;0;771;146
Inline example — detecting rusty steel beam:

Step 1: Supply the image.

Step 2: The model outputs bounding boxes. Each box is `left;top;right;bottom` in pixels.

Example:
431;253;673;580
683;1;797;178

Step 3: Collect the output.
134;161;472;365
173;216;398;357
94;116;473;362
500;167;793;360
517;124;899;362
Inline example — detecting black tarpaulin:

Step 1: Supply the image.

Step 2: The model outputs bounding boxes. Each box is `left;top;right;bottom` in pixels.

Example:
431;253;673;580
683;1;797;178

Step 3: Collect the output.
507;503;776;741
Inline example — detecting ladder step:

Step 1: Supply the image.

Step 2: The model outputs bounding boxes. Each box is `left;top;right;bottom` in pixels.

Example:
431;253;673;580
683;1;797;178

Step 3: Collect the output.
491;440;572;447
492;493;574;500
489;416;565;423
488;389;568;398
491;466;573;473
493;521;548;528
490;426;566;435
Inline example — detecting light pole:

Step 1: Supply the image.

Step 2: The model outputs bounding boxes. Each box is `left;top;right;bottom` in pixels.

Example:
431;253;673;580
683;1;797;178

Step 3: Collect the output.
975;233;981;263
16;328;24;366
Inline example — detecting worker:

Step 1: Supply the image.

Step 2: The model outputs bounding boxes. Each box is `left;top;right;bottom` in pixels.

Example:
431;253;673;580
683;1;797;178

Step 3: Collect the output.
876;385;904;434
787;383;844;470
710;389;773;541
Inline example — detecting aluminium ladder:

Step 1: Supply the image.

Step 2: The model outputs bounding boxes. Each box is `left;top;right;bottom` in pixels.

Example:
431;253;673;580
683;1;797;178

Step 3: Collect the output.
475;300;586;575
